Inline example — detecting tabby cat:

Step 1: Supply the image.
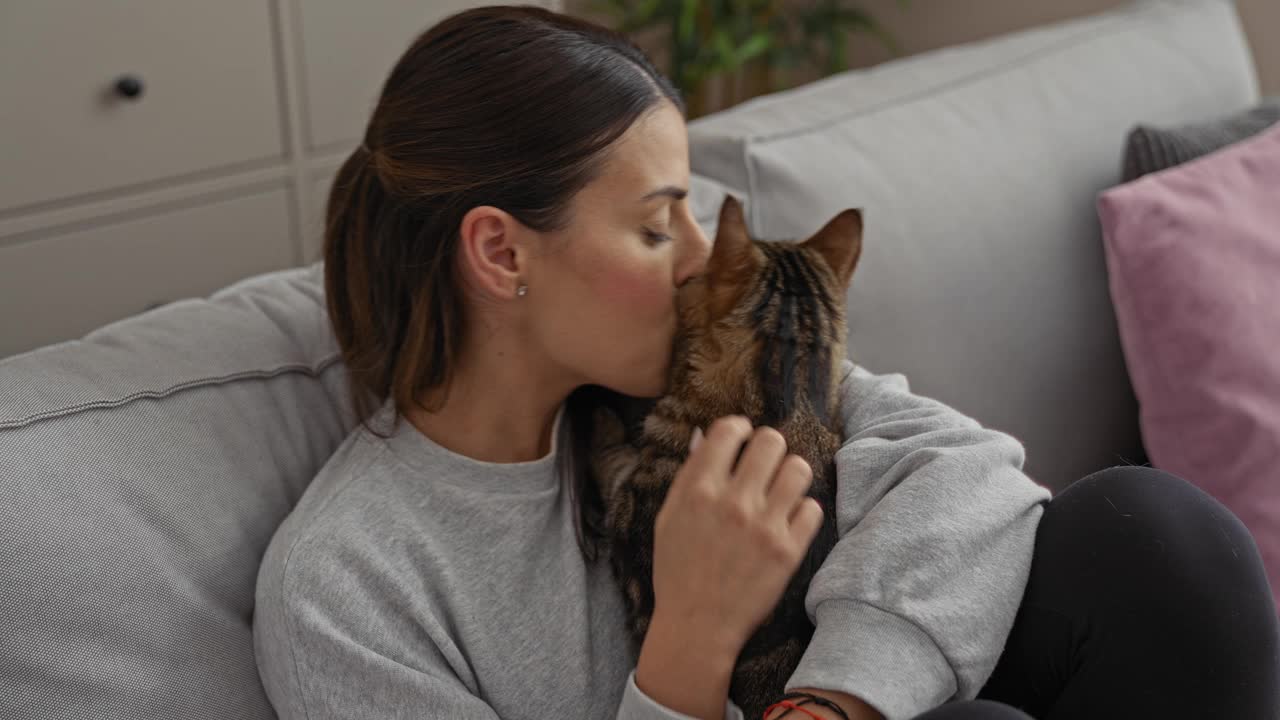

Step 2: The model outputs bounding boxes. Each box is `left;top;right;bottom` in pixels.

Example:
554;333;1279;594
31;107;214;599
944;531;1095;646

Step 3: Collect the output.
589;194;863;719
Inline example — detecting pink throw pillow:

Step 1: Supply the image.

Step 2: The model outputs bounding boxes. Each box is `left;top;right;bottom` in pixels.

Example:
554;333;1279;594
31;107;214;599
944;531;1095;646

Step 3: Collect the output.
1097;122;1280;606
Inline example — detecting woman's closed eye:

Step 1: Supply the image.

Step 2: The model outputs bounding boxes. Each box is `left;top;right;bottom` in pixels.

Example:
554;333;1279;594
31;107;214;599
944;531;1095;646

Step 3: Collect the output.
643;227;673;245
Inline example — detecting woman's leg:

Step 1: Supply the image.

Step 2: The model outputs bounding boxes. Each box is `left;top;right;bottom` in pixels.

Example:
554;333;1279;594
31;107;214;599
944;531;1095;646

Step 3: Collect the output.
911;700;1032;719
975;466;1280;718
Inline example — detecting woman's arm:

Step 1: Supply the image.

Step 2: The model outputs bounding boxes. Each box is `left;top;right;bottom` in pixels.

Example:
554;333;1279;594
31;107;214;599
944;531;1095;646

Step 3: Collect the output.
779;360;1052;720
635;609;741;720
255;528;748;720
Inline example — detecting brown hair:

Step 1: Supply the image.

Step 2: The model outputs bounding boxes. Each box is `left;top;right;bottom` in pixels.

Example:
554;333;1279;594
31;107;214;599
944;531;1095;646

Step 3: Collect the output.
323;5;684;560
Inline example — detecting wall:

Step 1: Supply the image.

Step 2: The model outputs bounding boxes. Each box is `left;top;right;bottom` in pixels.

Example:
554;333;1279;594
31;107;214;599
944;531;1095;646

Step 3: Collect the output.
568;0;1276;102
841;0;1275;95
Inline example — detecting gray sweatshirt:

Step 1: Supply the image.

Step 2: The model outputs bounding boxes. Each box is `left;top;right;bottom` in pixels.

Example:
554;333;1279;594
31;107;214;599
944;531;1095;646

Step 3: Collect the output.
253;360;1051;720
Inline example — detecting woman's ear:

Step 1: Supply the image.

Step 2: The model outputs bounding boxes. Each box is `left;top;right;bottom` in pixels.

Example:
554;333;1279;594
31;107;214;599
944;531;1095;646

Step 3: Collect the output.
457;205;525;300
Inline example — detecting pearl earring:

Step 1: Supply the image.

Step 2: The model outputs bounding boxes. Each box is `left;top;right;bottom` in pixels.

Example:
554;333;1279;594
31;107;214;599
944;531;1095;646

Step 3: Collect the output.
516;284;528;297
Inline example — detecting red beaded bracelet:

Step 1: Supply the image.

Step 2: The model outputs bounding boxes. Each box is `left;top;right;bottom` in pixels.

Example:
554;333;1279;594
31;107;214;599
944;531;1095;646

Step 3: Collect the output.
762;699;825;720
763;691;854;720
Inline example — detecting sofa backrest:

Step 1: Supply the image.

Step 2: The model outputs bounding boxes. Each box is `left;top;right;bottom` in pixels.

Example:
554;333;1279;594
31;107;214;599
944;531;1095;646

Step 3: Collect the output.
0;262;351;719
684;0;1260;490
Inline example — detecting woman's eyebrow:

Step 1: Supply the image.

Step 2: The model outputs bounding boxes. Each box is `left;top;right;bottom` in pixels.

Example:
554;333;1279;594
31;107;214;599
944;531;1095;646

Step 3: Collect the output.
640;185;688;202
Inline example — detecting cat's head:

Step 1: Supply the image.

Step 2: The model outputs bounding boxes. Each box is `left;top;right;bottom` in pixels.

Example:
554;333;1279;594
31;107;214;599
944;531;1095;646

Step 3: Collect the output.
673;196;862;428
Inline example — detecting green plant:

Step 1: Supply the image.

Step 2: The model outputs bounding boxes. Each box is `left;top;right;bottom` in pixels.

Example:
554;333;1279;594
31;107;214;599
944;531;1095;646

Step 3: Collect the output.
592;0;905;116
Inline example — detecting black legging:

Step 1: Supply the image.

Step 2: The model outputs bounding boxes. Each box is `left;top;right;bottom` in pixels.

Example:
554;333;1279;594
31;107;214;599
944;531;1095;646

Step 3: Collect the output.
914;466;1280;719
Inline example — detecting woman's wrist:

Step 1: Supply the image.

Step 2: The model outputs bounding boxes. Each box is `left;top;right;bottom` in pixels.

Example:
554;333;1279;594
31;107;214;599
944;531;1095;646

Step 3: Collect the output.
764;688;885;720
635;612;739;719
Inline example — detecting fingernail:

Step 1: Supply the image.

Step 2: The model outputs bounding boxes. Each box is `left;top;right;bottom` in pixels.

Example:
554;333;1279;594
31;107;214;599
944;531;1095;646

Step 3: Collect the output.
690;426;704;452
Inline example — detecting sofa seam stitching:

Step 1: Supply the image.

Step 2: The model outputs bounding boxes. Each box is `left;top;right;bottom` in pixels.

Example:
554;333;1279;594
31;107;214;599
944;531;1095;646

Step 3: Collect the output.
0;352;345;430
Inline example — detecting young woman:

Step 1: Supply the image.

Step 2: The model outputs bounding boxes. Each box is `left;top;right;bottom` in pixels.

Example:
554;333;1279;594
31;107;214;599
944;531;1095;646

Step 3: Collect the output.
252;7;1279;719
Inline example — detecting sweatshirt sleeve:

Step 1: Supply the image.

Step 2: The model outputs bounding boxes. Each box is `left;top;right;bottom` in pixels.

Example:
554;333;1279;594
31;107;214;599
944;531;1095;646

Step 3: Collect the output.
254;537;497;718
254;527;747;720
784;360;1052;720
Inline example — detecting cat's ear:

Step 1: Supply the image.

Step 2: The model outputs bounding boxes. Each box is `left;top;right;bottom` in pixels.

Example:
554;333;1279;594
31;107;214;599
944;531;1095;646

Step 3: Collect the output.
706;195;761;316
804;208;863;291
709;196;756;270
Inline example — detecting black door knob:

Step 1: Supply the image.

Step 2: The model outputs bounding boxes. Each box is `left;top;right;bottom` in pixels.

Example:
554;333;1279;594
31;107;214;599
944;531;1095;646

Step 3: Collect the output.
113;75;144;100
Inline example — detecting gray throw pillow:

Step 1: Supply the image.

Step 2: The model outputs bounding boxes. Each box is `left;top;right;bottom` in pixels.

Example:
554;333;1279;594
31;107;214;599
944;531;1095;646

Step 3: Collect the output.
1122;98;1280;182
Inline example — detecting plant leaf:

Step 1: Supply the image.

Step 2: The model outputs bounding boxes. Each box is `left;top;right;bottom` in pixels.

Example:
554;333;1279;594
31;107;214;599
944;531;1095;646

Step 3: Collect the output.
677;0;698;45
734;32;772;65
713;27;734;62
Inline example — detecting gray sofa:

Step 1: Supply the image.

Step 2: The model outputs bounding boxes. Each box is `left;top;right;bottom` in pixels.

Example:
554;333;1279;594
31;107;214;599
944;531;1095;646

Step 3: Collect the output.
0;1;1260;717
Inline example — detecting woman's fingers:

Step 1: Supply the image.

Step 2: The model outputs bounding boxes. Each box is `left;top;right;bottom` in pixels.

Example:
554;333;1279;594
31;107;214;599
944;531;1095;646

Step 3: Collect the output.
787;497;824;547
675;416;753;492
682;418;816;538
689;426;704;453
765;454;814;518
732;426;789;500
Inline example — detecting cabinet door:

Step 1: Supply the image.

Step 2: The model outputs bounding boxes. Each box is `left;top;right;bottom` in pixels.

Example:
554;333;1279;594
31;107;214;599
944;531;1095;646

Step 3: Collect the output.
0;1;284;214
0;188;294;360
299;0;559;150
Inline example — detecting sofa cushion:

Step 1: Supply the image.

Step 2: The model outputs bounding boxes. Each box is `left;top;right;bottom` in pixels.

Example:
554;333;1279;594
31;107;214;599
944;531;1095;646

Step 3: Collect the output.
1122;97;1280;181
686;0;1260;490
1098;122;1280;607
0;262;352;719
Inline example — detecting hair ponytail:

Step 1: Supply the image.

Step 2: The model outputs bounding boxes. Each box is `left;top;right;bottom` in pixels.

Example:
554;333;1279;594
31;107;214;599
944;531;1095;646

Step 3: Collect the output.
324;142;425;439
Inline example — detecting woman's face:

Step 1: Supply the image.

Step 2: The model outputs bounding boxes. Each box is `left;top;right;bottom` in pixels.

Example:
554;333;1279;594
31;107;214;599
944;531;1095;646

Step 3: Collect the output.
527;101;712;398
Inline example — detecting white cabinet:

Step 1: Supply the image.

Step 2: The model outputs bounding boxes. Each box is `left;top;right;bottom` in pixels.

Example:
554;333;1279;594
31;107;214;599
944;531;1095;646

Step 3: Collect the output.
0;0;561;360
1;188;294;359
0;1;284;213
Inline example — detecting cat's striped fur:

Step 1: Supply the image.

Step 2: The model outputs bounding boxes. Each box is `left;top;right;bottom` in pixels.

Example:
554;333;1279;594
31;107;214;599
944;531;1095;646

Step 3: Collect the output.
590;195;863;719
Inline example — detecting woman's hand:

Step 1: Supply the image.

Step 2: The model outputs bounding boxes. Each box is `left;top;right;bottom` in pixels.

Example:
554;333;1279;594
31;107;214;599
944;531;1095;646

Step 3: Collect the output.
634;415;825;718
651;414;825;655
